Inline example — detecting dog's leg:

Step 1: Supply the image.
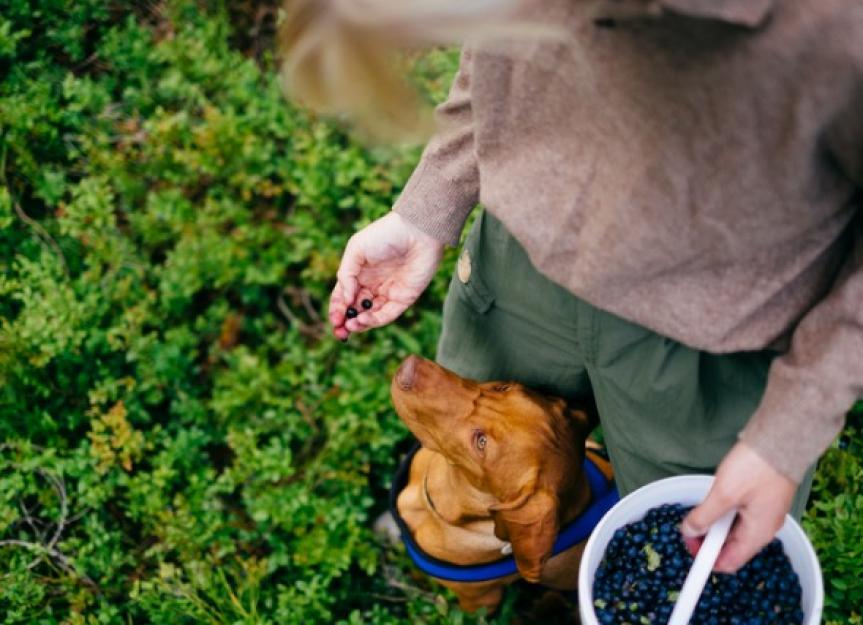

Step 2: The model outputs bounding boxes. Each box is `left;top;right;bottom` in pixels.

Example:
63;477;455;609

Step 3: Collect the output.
437;578;507;614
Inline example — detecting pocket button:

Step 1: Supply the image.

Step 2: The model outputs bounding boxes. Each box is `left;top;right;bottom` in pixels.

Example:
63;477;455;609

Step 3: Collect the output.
457;249;472;284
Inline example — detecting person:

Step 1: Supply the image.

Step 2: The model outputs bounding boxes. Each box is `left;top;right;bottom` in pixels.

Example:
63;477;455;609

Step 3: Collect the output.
287;0;863;573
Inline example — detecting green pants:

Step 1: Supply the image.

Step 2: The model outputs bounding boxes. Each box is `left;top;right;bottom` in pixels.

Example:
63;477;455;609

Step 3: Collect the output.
436;211;814;519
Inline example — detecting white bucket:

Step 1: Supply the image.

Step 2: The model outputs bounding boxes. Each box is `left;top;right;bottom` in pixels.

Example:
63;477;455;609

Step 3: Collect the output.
577;475;823;625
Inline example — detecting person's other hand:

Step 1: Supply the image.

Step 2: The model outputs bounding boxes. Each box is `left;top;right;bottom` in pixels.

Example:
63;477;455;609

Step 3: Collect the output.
680;441;796;573
329;212;444;340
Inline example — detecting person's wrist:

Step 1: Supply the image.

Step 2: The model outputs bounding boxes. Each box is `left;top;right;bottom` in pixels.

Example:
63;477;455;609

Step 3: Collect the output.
391;207;455;248
392;211;446;250
736;441;797;487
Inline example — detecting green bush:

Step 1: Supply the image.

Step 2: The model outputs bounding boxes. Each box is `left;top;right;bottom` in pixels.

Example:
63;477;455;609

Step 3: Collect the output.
804;405;863;625
0;2;859;624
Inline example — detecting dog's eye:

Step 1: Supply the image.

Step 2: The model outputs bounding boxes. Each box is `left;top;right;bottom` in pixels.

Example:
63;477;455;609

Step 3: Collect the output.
473;430;488;452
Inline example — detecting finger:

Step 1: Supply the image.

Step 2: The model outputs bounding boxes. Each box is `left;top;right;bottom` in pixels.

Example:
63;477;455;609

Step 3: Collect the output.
337;240;364;305
329;283;348;328
355;299;410;329
714;512;781;573
344;316;370;333
329;283;356;340
681;482;736;539
340;275;359;310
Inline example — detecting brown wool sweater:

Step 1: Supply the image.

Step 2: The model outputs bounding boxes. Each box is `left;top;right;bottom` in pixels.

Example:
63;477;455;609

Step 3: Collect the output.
393;0;863;482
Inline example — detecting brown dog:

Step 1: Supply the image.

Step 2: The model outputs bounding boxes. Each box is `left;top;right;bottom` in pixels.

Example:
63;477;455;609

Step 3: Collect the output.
391;355;614;613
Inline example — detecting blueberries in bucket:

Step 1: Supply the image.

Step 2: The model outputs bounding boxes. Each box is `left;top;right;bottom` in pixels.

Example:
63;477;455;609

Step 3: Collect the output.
592;504;804;625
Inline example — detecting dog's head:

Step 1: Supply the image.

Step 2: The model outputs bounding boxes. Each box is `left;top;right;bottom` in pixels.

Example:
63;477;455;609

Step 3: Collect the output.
391;355;595;582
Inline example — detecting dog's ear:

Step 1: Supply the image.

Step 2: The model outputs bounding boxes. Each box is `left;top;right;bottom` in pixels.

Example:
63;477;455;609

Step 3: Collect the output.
567;397;599;434
490;488;559;583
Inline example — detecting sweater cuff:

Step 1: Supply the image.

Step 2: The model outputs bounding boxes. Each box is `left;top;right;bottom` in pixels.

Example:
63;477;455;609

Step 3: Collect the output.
739;365;846;483
392;161;476;247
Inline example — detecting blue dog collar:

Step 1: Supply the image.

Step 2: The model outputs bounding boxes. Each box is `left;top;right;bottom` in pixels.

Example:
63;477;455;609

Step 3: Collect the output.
389;443;619;583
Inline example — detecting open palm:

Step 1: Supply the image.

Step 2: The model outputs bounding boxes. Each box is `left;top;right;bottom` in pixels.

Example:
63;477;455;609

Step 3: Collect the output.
329;212;444;339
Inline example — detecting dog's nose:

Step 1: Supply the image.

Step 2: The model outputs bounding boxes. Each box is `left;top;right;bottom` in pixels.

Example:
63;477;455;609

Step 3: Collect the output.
396;355;419;391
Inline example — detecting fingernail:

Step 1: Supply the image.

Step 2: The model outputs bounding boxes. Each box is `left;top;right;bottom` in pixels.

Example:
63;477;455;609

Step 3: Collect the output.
680;520;704;538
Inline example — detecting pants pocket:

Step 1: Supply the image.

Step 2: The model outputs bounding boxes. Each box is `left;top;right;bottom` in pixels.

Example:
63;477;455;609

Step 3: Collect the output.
451;211;495;315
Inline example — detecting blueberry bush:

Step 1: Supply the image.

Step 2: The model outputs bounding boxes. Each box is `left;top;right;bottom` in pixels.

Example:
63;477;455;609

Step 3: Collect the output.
0;2;860;624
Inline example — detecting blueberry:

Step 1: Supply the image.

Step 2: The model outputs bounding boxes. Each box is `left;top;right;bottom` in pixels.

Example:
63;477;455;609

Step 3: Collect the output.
345;307;358;319
361;298;373;310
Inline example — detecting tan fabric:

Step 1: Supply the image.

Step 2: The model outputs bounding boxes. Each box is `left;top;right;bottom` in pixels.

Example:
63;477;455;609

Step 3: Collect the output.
393;0;863;482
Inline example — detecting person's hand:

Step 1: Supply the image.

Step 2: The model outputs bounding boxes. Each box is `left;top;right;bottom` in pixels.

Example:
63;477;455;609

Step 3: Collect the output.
681;441;796;573
329;212;445;340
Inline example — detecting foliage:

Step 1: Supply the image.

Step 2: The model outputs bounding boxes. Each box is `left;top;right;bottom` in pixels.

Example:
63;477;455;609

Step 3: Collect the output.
804;404;863;625
0;2;859;624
